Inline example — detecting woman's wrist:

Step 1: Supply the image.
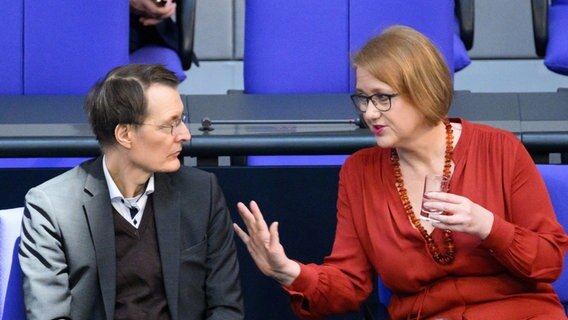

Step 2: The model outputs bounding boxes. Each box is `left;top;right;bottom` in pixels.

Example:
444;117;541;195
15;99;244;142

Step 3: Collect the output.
273;260;301;286
475;204;495;240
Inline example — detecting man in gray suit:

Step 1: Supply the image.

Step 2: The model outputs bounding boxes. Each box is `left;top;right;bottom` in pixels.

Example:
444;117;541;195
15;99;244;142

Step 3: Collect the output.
18;64;244;320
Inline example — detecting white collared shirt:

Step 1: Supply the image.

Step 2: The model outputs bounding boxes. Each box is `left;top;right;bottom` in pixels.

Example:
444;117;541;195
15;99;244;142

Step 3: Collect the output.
102;156;155;229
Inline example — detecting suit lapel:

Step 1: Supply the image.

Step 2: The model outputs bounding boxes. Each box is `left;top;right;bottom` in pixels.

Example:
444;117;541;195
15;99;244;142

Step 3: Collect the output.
82;157;116;320
153;173;181;320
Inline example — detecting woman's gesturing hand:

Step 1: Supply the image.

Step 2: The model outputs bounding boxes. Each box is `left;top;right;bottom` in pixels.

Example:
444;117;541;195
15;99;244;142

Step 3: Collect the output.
233;201;300;285
423;192;495;239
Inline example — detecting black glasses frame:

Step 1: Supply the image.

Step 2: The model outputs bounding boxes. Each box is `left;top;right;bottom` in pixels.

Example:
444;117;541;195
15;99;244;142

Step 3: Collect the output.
350;93;399;113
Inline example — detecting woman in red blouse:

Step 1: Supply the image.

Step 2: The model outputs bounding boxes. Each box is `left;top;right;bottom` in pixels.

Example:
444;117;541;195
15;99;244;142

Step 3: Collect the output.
234;25;568;319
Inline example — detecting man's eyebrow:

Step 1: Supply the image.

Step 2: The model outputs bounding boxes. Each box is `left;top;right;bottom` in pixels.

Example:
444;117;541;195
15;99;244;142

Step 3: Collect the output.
165;112;184;121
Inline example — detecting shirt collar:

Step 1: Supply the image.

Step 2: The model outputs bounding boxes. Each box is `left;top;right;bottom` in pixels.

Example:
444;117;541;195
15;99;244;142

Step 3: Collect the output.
102;155;155;202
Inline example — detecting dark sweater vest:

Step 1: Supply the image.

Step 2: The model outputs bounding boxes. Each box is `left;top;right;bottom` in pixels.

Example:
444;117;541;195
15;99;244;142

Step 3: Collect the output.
113;197;171;320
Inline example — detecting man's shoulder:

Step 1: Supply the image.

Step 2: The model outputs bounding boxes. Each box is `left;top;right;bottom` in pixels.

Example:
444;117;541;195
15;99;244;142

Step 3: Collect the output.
32;158;95;193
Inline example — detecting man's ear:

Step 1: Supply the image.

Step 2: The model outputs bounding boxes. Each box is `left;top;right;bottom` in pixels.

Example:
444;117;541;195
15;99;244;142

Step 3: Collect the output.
114;124;134;149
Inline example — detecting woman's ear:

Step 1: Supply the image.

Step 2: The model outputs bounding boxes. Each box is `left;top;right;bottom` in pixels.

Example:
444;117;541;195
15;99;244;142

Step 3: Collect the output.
114;124;134;149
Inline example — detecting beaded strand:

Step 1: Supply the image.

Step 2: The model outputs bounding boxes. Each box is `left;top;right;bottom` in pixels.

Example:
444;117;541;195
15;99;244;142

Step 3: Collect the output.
391;119;455;265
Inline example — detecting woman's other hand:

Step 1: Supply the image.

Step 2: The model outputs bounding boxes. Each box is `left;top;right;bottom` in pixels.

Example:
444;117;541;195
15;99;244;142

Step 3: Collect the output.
233;201;301;285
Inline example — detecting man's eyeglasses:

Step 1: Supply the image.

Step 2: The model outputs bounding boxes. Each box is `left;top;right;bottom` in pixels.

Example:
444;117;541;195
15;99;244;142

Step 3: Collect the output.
350;93;399;113
136;112;189;136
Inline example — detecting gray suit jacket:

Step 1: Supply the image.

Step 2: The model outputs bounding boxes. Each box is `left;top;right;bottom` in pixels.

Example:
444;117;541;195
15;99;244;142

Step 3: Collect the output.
19;157;244;320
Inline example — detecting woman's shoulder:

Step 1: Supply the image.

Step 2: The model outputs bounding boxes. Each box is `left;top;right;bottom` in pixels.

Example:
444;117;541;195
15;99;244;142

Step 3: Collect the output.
347;146;385;162
460;118;522;147
342;146;389;174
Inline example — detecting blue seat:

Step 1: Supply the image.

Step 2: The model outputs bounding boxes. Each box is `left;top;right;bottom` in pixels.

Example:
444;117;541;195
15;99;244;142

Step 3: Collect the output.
0;1;23;95
244;0;471;94
0;208;25;320
372;164;568;318
539;165;568;313
243;0;351;94
349;0;463;88
532;0;568;75
130;45;186;82
3;0;195;96
23;1;129;95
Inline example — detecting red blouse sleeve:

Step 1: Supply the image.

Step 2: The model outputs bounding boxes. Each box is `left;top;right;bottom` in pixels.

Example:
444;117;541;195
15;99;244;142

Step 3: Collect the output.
283;156;375;319
480;139;568;281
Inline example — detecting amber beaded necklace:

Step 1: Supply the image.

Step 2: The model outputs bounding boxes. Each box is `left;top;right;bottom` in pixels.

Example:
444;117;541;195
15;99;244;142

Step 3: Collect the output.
391;119;455;265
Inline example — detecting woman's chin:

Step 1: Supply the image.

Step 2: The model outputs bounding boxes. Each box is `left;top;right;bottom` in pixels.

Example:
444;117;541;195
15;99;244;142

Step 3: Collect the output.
375;136;392;149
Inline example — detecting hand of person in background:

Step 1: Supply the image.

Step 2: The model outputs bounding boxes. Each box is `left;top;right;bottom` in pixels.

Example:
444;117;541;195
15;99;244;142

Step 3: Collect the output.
130;0;176;26
234;201;301;286
423;192;495;239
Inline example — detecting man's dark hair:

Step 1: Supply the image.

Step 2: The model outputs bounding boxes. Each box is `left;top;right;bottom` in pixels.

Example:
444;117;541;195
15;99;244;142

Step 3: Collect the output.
84;64;179;148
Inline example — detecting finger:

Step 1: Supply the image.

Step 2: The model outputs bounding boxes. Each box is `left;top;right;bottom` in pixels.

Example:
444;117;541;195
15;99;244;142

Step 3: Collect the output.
164;3;176;16
422;200;462;216
430;214;462;230
429;214;451;228
430;216;456;229
430;219;445;228
232;223;250;243
140;17;162;26
269;221;280;249
237;202;257;227
249;201;268;227
425;191;463;204
149;4;176;19
238;201;272;238
142;0;170;13
237;201;252;216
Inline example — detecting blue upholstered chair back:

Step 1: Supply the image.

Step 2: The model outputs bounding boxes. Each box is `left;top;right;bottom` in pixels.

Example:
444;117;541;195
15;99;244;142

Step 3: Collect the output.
130;45;186;82
23;1;129;95
348;0;456;90
244;0;470;94
532;0;568;75
376;164;568;316
1;0;190;95
545;0;568;75
0;0;24;95
243;0;351;94
0;208;25;320
539;165;568;313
